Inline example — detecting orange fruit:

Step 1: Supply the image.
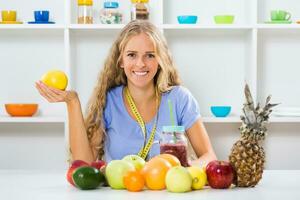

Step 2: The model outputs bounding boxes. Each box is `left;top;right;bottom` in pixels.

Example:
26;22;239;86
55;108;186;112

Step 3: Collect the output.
156;154;181;167
123;170;145;192
141;157;172;190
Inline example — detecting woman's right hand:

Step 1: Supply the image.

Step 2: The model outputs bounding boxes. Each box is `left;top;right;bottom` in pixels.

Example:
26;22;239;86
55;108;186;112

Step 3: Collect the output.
35;80;78;104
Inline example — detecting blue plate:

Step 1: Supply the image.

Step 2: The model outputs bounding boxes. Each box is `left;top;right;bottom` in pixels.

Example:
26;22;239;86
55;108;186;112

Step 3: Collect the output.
28;21;55;24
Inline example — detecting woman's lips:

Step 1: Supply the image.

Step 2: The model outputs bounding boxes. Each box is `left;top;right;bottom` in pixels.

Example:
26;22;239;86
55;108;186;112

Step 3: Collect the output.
133;71;148;76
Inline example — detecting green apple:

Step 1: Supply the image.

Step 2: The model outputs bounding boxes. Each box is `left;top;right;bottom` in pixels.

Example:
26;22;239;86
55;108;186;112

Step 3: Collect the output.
122;154;146;171
105;160;135;189
165;166;192;193
187;166;207;190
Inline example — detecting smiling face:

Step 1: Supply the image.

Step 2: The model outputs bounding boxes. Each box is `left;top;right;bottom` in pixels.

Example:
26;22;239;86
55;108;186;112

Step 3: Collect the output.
121;33;159;89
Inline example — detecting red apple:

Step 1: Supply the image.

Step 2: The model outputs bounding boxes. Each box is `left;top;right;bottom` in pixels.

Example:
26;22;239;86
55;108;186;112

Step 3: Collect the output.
206;160;234;189
91;160;106;170
66;160;89;186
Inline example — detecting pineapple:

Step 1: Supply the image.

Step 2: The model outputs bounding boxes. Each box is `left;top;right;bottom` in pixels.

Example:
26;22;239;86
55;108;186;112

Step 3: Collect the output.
229;84;278;187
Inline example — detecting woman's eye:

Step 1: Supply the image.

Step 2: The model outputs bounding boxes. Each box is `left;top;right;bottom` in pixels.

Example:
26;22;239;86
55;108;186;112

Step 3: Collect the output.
146;54;155;58
127;53;136;58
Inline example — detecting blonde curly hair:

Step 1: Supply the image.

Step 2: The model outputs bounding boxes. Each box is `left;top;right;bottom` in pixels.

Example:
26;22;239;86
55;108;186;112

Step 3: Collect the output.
84;20;181;160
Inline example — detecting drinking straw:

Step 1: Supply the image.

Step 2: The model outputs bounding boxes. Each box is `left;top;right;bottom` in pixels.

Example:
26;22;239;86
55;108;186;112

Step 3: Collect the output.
168;99;177;143
168;99;175;126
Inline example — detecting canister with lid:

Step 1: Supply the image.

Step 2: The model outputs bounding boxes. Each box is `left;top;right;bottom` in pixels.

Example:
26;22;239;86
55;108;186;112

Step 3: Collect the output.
100;1;122;24
78;0;93;24
131;0;150;20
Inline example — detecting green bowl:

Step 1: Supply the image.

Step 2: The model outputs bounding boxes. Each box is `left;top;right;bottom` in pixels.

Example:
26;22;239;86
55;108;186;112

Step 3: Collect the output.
214;15;235;24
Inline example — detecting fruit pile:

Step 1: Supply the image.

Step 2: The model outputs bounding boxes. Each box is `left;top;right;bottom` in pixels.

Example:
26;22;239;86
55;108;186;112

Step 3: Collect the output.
66;154;235;192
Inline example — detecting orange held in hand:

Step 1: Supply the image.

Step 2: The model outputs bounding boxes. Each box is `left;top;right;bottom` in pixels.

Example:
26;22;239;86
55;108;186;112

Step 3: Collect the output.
141;157;172;190
155;154;181;167
123;170;145;192
41;70;68;90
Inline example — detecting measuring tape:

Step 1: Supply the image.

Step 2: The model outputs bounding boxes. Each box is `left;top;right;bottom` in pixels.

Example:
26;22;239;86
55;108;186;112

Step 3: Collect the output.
125;86;160;159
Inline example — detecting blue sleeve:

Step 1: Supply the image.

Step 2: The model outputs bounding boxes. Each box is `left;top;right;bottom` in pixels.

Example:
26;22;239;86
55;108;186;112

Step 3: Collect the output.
176;86;201;130
103;93;112;129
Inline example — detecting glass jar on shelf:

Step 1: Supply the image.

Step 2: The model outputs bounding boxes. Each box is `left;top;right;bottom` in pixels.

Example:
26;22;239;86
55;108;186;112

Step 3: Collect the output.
100;1;122;24
131;0;150;20
77;0;93;24
159;126;189;167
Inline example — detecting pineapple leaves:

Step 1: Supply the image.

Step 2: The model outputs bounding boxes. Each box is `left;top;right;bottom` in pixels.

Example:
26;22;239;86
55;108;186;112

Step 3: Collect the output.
240;84;279;141
265;95;271;105
244;84;255;110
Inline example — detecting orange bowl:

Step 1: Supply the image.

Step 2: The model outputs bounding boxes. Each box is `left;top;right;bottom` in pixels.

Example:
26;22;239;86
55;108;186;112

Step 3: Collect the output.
5;104;38;117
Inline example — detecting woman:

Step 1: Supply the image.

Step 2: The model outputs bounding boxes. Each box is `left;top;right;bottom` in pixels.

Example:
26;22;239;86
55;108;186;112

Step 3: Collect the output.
36;20;217;167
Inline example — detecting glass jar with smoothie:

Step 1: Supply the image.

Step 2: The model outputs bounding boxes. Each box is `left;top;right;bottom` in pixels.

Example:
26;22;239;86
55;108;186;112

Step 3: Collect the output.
159;126;189;167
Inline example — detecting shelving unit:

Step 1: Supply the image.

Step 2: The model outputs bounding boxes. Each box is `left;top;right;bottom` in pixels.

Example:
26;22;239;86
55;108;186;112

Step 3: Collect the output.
1;0;300;169
0;116;66;123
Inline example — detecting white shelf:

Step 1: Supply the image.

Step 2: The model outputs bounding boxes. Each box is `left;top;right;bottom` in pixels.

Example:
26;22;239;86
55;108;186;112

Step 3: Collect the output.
0;24;65;29
201;117;241;123
257;24;300;29
269;117;300;123
163;24;300;30
201;116;300;123
162;24;253;30
1;116;298;123
0;23;299;30
69;24;125;30
0;116;65;123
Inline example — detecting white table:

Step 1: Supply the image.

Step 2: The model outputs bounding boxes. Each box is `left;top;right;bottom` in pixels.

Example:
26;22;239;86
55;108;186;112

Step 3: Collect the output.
0;170;299;200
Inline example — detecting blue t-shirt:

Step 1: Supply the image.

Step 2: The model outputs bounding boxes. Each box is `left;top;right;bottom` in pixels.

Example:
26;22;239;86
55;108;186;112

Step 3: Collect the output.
103;85;201;162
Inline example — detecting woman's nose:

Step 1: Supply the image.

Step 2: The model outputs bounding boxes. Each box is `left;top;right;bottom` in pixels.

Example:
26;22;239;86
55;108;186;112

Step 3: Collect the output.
135;56;146;68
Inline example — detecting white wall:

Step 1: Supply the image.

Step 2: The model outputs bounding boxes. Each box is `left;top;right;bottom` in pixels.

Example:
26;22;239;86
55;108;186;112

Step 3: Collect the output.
0;123;66;170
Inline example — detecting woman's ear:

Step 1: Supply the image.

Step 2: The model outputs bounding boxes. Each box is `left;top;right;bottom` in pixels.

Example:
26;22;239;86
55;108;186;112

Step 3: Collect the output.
119;61;124;68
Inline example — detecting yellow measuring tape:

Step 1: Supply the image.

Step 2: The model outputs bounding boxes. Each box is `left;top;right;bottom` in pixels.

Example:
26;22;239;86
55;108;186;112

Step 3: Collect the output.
125;87;160;160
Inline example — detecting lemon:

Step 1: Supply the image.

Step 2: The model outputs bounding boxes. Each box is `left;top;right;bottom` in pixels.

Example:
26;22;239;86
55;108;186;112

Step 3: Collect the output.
187;166;207;190
41;70;68;90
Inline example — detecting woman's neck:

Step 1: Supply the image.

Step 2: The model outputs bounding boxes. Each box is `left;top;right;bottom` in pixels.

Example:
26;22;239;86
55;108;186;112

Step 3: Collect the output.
127;83;156;106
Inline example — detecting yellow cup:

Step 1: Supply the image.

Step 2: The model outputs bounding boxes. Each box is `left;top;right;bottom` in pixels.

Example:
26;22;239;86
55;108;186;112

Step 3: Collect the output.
1;10;17;21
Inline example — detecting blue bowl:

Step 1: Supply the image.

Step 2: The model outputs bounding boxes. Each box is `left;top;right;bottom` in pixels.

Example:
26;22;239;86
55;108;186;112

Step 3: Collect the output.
177;15;198;24
210;106;231;117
